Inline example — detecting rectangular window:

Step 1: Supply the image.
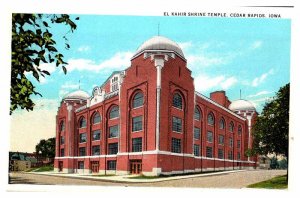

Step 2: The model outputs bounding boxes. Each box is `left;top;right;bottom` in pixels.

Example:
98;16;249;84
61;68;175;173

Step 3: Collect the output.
92;130;101;141
229;138;233;147
79;147;86;156
194;127;201;140
60;136;65;145
218;135;224;145
60;148;65;157
79;133;87;143
237;140;241;148
237;152;241;160
206;147;213;158
107;160;116;170
218;149;224;159
207;131;213;143
109;125;119;138
132;116;143;132
92;145;100;155
228;151;233;160
108;143;118;154
194;144;200;156
172;117;182;132
171;138;181;153
78;161;84;169
132;137;142;152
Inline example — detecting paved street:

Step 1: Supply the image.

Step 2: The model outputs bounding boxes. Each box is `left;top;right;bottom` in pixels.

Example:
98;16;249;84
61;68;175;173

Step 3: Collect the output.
8;169;286;188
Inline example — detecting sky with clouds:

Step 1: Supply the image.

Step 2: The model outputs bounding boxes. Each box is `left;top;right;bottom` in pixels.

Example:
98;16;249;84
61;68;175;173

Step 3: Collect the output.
10;15;290;152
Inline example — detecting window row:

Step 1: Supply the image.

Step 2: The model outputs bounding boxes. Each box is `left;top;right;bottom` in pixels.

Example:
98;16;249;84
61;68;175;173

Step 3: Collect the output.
77;160;117;170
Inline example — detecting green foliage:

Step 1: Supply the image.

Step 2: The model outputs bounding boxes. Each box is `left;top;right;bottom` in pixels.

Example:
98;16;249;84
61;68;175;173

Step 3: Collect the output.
278;158;288;169
11;14;79;114
247;175;287;189
32;165;54;172
270;156;279;169
251;83;289;158
35;137;56;158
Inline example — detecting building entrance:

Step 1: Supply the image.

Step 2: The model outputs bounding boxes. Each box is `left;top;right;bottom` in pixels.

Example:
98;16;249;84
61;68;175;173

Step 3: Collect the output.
58;161;63;172
130;160;142;174
91;161;99;173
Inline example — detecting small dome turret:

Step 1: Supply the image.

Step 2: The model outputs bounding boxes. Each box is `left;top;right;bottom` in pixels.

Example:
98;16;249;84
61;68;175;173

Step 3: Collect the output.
63;90;90;101
229;99;256;112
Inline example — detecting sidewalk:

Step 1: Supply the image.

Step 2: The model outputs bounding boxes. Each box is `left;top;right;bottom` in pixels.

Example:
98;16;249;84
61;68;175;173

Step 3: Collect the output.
26;170;245;183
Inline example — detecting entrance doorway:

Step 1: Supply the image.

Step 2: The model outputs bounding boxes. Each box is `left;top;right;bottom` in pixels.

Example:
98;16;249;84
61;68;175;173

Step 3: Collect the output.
91;161;99;173
58;161;63;172
130;160;142;174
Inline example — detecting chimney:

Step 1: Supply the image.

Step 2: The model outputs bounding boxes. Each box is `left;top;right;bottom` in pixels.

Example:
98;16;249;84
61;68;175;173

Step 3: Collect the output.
210;91;228;107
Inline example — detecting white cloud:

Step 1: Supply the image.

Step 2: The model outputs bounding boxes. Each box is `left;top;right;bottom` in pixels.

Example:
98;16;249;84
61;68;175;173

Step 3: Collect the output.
78;45;90;52
252;69;274;87
247;90;272;98
250;41;262;50
61;81;79;89
194;74;237;92
187;54;229;68
66;51;133;73
178;41;192;51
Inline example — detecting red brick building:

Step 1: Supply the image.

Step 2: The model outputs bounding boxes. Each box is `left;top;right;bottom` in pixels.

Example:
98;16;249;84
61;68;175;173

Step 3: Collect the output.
54;36;257;175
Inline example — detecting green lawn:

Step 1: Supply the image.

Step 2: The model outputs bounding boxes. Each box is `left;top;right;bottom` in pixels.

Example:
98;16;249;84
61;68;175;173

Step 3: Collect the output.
247;175;288;189
29;165;54;172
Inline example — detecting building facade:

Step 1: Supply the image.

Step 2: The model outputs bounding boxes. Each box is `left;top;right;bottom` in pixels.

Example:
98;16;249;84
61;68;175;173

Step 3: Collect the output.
54;36;257;176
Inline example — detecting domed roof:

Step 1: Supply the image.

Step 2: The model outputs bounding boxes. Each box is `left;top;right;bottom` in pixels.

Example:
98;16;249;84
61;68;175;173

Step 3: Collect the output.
133;36;185;59
63;90;90;100
229;99;256;111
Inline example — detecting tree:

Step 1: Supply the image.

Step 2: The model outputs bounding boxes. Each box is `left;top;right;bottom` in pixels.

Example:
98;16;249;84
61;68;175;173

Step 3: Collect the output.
35;137;56;159
252;83;289;177
11;14;79;114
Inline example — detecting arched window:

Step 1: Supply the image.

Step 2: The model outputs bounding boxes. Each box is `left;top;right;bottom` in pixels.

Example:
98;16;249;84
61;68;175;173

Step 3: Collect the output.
238;125;242;135
109;106;119;119
59;121;65;132
207;113;214;125
194;107;202;120
229;122;234;132
79;117;86;128
173;93;183;109
92;112;101;124
132;92;144;108
219;118;225;129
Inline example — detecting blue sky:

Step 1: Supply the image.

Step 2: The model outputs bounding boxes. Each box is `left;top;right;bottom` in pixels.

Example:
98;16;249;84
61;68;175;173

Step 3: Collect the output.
11;14;291;152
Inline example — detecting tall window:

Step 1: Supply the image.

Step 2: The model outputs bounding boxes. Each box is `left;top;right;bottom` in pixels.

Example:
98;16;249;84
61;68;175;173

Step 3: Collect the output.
218;135;224;145
171;138;181;153
172;117;182;132
60;121;65;132
194;144;200;156
207;131;213;143
228;151;233;160
229;137;233;147
109;106;119;119
79;147;86;156
219;118;225;129
92;112;101;124
237;140;241;148
92;130;101;141
173;93;183;109
60;148;65;157
133;92;144;108
218;149;224;159
78;161;84;169
79;117;86;128
108;143;118;154
109;125;119;138
229;122;234;132
79;133;87;143
237;152;241;160
194;127;201;140
206;147;213;158
207;113;214;125
132;116;143;132
194;107;201;120
92;145;100;155
238;125;242;135
107;160;116;170
132;137;142;152
60;136;65;145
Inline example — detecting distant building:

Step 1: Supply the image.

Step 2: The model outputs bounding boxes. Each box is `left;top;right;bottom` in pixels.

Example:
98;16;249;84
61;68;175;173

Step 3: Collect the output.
54;36;257;176
9;152;37;171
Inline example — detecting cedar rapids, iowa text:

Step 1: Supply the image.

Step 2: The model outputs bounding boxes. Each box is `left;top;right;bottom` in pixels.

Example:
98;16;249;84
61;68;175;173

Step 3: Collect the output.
163;12;281;18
